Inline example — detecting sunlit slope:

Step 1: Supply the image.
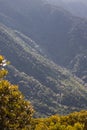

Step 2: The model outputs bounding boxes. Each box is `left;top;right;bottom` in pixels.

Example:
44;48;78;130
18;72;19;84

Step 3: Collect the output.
0;0;87;67
0;24;87;116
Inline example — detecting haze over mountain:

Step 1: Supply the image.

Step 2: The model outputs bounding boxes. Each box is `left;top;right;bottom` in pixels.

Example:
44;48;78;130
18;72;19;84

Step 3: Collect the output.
0;0;87;116
0;0;87;69
47;0;87;18
0;23;87;117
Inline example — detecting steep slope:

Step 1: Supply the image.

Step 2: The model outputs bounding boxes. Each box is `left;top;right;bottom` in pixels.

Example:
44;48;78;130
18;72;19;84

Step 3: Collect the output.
0;24;87;116
1;0;87;68
69;52;87;83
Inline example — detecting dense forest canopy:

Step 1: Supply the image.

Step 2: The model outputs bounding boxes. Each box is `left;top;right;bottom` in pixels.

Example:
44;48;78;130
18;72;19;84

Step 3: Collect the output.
0;0;87;129
0;55;87;130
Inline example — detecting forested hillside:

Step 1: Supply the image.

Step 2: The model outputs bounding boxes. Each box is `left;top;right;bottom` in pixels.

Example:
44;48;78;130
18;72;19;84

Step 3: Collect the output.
0;24;87;116
0;1;87;128
0;0;87;77
0;55;87;130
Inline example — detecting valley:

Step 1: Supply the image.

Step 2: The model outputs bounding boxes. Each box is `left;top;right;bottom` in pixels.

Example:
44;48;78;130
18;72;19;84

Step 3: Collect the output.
0;0;87;117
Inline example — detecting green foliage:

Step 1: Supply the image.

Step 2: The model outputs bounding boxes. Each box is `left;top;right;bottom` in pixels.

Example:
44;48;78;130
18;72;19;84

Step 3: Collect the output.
69;53;87;83
0;55;87;130
0;55;34;129
1;25;87;116
30;111;87;130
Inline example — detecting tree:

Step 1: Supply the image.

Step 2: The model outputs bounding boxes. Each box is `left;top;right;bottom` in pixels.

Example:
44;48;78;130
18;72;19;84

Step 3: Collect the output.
0;55;34;129
35;123;48;130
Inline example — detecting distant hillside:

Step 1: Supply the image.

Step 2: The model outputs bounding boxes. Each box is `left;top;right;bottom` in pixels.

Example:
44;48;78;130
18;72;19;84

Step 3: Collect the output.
68;52;87;83
0;0;87;71
0;24;87;117
47;0;87;18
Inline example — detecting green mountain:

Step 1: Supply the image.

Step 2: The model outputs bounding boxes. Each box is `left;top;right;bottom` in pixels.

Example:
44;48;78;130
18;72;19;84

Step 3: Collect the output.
0;24;87;117
69;52;87;83
0;0;87;71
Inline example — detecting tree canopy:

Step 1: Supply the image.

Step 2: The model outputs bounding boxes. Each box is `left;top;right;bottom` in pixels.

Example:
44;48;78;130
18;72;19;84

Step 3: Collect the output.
0;55;34;129
0;55;87;130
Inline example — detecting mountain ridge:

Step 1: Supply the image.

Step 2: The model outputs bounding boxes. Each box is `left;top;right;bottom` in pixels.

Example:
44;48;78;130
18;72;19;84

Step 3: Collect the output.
0;23;87;116
0;0;87;68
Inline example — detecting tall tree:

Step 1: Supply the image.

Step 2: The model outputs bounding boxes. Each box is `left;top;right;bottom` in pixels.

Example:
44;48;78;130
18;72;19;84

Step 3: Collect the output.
0;55;34;129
